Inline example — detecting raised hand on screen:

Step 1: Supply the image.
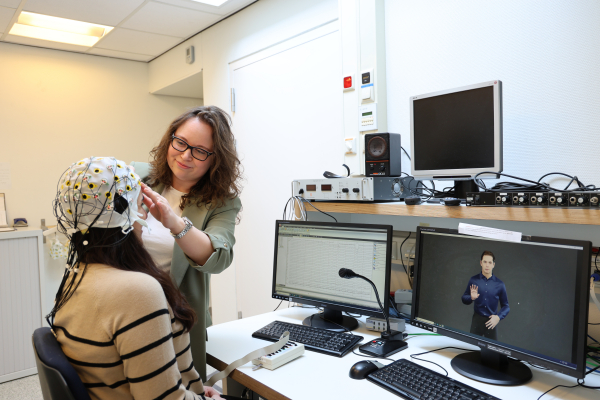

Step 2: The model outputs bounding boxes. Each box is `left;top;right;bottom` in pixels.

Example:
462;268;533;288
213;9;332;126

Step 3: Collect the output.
470;284;480;301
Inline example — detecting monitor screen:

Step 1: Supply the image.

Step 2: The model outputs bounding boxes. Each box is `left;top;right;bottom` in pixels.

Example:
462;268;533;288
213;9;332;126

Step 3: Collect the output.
412;227;590;379
410;80;502;180
272;220;392;319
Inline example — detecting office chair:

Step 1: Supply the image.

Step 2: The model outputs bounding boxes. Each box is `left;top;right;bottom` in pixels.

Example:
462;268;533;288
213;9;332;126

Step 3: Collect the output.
32;327;91;400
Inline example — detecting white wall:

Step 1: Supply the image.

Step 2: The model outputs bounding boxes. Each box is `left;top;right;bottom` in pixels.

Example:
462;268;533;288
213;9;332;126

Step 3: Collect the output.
0;42;201;228
385;0;600;190
200;0;339;108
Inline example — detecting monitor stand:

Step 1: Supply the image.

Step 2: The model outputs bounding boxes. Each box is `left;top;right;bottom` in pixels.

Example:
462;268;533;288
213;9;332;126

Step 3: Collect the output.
302;307;358;332
454;179;480;199
451;347;532;386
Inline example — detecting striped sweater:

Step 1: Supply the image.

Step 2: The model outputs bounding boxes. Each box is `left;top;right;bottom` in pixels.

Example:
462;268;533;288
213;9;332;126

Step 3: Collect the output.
54;263;209;400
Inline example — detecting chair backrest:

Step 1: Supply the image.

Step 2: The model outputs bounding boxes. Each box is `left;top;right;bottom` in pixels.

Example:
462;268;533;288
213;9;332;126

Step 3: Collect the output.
32;327;92;400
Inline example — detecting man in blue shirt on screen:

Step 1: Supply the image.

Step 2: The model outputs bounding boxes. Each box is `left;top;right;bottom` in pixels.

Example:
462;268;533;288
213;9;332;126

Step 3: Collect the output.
461;250;510;340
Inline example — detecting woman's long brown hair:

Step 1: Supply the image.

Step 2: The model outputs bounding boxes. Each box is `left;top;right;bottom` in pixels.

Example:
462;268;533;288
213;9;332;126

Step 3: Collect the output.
147;106;243;211
73;228;197;332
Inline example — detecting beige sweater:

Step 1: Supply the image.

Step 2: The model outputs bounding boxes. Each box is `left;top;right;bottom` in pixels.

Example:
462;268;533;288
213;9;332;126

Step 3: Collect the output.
54;264;208;400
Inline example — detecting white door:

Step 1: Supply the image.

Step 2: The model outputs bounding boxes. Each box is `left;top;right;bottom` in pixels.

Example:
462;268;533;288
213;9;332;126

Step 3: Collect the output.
230;22;343;319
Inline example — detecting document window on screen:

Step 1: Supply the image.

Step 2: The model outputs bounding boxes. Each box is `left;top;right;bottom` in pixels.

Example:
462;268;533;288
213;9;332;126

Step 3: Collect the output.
275;224;387;311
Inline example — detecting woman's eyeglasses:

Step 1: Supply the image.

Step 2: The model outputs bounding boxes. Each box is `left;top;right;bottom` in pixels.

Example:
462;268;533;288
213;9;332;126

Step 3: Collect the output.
170;135;214;161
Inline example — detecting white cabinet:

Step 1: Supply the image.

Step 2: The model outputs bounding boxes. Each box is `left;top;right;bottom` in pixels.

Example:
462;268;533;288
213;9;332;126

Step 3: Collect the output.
0;228;44;383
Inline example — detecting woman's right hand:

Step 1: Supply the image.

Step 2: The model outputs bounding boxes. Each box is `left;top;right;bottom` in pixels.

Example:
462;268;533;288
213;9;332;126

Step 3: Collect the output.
141;183;186;234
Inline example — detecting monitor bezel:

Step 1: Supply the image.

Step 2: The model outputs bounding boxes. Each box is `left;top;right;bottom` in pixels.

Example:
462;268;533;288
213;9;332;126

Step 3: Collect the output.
411;226;590;379
409;80;503;180
272;220;393;319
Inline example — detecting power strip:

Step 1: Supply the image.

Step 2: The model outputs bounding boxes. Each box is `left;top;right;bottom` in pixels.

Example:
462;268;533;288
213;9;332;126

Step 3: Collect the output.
366;317;405;332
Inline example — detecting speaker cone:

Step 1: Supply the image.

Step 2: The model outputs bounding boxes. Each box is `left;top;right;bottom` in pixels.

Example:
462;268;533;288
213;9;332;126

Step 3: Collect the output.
367;136;387;158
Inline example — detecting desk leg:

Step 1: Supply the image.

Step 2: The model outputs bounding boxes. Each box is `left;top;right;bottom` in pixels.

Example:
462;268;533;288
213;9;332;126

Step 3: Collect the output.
223;376;247;397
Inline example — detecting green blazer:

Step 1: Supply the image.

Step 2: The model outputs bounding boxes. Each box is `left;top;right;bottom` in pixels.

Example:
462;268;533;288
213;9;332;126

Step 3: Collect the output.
131;161;241;380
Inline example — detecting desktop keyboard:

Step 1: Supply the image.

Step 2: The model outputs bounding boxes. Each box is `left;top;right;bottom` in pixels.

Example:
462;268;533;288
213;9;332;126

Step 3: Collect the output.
251;320;363;357
368;359;500;400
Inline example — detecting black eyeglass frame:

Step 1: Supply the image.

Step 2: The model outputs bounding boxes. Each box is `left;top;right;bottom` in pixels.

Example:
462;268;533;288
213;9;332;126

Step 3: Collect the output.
170;135;214;161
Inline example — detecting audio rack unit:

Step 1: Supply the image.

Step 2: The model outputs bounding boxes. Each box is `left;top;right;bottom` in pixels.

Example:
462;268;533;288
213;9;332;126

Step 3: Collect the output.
292;177;421;202
466;191;600;208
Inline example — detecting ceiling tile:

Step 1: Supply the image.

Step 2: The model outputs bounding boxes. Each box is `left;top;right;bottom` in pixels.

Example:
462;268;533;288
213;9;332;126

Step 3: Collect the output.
89;47;153;62
155;0;256;16
0;6;15;33
95;28;181;56
122;2;219;38
0;0;20;8
4;33;90;52
23;0;145;26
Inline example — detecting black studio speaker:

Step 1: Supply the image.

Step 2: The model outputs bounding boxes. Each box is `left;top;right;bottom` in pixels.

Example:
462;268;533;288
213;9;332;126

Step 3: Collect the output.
365;133;402;177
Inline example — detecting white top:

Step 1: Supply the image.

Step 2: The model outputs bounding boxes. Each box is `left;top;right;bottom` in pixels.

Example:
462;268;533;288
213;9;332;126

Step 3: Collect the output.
142;186;185;273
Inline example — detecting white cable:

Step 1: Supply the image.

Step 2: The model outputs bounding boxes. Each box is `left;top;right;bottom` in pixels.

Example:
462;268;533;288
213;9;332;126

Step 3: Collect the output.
591;278;600;313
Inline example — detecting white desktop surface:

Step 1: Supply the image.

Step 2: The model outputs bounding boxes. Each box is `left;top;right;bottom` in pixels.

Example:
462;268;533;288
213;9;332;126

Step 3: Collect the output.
206;307;600;400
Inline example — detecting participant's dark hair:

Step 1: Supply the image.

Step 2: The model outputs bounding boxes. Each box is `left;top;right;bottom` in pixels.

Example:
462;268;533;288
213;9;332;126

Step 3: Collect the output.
69;228;197;331
481;250;495;262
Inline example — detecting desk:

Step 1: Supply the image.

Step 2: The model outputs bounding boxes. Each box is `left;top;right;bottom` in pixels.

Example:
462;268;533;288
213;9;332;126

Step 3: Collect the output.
206;307;600;400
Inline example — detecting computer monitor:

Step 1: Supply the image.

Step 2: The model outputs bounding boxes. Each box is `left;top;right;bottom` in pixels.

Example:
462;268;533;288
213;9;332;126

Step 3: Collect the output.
410;80;503;198
412;226;591;385
272;220;392;331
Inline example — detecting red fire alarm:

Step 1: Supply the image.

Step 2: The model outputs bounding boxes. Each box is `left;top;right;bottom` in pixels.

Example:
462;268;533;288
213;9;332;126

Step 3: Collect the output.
343;75;354;91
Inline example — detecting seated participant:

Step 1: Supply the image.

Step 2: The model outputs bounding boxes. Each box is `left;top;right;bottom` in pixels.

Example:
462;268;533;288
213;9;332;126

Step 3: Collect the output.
47;157;222;400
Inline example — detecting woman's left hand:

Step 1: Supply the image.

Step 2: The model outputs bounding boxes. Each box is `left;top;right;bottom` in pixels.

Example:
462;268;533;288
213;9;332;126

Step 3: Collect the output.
141;183;185;233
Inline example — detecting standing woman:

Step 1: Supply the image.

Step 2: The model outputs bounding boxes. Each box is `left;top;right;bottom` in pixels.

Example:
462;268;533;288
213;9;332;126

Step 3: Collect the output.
131;106;242;380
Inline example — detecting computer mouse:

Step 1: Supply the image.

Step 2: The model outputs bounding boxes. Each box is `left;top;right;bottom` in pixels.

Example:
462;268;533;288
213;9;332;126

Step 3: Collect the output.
404;196;422;205
349;360;382;380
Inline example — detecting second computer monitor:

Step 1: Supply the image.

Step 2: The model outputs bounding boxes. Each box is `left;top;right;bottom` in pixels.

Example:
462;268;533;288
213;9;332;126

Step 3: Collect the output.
272;220;392;331
410;80;503;198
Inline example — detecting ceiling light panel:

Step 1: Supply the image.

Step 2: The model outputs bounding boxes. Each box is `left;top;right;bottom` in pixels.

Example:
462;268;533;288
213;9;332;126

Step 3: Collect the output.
22;0;144;26
9;11;113;47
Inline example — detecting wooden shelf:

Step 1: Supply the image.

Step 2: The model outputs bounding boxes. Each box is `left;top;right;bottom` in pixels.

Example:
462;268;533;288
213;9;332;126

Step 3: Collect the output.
304;202;600;225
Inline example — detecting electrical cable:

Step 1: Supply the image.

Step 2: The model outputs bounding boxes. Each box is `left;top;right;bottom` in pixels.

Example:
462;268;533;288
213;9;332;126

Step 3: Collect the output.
409;347;472;377
401;147;411;161
298;197;337;222
273;300;284;311
395;170;598;203
323;164;351;179
282;195;307;221
399;232;413;288
536;382;581;400
473;171;597;193
388;295;410;321
407;333;440;336
537;364;600;399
